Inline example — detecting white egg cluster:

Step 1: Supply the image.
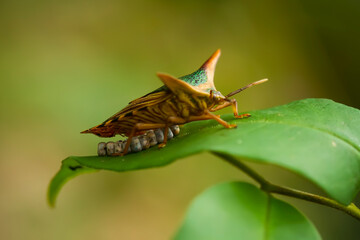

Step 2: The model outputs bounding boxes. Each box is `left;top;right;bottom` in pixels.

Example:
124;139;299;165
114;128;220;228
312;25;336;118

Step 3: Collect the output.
97;125;180;156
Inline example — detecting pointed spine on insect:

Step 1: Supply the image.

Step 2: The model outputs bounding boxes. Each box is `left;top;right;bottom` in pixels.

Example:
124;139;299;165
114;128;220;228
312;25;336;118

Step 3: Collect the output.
82;49;268;156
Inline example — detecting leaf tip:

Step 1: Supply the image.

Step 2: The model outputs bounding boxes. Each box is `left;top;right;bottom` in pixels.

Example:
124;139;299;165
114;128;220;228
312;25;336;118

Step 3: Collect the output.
46;157;97;208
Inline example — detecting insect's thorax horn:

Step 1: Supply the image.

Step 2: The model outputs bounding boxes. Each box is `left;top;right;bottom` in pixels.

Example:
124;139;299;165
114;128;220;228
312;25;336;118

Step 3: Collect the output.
200;49;221;89
178;49;221;92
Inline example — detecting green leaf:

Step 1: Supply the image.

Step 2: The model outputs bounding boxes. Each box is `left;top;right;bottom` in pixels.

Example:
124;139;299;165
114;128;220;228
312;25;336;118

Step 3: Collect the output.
174;181;321;240
47;157;98;207
48;98;360;206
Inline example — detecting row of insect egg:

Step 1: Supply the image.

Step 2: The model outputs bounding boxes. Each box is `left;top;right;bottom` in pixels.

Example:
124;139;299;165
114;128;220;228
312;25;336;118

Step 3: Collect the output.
98;125;180;156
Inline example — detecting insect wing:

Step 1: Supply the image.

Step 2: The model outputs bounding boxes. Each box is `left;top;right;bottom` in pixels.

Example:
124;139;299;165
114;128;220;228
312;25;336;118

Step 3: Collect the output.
103;89;172;124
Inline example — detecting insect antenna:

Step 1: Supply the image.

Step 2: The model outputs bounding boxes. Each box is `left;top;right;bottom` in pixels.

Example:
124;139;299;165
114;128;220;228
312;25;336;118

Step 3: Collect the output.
225;79;268;98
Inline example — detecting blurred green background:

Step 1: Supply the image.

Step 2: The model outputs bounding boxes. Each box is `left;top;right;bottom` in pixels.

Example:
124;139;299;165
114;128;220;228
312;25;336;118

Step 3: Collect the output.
0;1;359;239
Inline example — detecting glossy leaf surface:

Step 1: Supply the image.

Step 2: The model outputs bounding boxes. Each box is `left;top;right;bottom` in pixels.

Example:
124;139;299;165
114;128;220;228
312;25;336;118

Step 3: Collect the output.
175;182;321;240
48;99;360;206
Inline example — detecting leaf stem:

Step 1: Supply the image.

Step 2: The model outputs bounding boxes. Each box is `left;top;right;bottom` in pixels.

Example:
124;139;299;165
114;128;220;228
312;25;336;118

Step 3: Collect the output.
212;152;360;221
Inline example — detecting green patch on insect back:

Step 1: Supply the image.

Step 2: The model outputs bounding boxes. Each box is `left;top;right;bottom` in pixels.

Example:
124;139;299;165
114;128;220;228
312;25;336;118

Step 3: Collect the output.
179;68;207;86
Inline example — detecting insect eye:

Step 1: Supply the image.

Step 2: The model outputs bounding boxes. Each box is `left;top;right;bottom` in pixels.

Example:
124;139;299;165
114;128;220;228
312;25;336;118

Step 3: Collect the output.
211;91;222;101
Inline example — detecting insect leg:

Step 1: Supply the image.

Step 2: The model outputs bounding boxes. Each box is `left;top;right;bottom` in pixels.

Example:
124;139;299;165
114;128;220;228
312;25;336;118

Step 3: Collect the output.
206;113;237;128
209;101;232;112
167;116;187;124
135;123;170;148
158;126;169;148
210;99;250;119
112;123;167;156
189;111;237;128
156;116;187;148
229;99;251;119
118;127;136;156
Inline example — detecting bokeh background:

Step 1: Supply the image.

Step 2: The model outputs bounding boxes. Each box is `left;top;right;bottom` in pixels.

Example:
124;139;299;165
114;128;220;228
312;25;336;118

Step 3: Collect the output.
0;1;359;239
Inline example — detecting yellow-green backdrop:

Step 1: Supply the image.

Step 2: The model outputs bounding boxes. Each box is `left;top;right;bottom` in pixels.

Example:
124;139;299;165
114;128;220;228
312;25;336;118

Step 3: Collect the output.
0;1;359;239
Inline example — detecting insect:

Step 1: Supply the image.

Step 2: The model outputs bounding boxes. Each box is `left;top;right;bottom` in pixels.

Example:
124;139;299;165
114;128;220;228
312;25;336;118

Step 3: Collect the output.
81;49;268;156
